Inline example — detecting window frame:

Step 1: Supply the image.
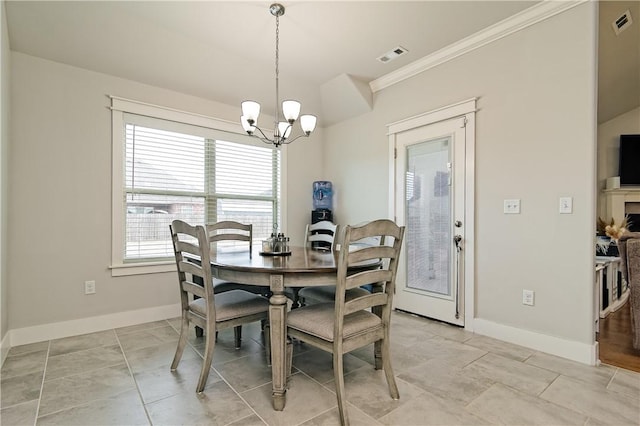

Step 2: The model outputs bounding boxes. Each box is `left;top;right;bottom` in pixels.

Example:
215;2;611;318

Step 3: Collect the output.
110;96;288;276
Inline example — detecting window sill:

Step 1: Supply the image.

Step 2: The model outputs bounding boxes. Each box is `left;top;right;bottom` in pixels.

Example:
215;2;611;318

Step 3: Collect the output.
110;261;175;277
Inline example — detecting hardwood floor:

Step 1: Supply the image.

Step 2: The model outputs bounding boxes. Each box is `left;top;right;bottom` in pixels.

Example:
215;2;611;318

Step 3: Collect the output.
597;300;640;372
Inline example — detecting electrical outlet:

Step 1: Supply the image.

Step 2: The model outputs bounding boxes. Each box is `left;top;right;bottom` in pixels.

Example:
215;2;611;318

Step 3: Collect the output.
84;280;96;295
504;199;521;214
522;289;534;306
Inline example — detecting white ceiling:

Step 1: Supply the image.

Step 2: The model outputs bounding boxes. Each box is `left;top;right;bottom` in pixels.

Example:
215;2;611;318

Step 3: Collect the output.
5;1;639;126
598;1;640;124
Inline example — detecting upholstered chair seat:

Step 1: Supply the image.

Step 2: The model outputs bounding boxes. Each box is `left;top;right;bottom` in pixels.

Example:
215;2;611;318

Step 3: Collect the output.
288;303;382;341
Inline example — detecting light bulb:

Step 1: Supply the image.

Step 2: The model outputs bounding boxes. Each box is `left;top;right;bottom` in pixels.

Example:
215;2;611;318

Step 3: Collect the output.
241;116;255;134
278;122;292;139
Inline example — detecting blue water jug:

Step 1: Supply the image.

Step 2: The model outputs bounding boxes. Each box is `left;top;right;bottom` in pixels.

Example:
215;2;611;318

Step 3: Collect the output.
313;181;333;210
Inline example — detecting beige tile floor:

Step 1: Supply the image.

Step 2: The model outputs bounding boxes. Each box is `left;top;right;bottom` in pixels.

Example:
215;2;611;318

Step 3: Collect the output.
1;311;639;425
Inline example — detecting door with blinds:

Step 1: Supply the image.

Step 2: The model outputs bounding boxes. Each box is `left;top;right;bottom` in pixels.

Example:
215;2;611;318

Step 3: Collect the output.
390;100;475;327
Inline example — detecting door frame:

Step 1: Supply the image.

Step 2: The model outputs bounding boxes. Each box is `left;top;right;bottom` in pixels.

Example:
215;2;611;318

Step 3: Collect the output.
387;98;476;331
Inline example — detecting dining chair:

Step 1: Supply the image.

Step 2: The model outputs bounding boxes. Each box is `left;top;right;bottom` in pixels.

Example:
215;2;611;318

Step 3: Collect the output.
283;221;342;308
298;221;374;306
206;221;270;345
286;219;405;425
170;220;270;393
304;220;339;251
207;221;269;294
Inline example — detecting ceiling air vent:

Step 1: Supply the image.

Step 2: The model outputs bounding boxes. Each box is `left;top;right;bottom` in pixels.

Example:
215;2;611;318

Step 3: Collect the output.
612;10;633;35
377;46;408;63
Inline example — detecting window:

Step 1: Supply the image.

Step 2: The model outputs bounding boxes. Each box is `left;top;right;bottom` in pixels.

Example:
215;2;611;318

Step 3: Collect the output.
111;97;285;275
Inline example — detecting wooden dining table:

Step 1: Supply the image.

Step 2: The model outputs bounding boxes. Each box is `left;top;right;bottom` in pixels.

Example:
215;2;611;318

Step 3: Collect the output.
209;245;379;411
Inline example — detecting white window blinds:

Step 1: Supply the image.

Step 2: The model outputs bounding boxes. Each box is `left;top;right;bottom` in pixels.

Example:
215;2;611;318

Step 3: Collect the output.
123;113;280;262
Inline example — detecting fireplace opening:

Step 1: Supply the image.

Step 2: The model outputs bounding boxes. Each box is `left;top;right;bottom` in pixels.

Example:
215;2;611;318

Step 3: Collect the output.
626;202;640;232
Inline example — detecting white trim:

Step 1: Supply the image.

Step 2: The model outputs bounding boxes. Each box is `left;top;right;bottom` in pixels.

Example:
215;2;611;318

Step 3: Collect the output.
473;318;598;366
370;1;587;93
110;261;175;277
111;106;125;275
387;98;477;135
0;332;9;367
388;99;476;327
8;303;181;347
280;145;289;236
388;135;396;222
109;96;244;135
463;112;476;330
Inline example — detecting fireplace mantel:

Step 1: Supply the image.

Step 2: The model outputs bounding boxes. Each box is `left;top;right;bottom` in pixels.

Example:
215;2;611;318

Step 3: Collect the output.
603;187;640;221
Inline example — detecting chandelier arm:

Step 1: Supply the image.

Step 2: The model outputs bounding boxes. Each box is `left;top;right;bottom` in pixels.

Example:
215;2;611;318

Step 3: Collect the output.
251;125;274;143
261;138;278;146
281;133;310;145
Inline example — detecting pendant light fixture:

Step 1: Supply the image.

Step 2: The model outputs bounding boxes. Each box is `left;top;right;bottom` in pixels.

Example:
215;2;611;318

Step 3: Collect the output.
240;3;317;148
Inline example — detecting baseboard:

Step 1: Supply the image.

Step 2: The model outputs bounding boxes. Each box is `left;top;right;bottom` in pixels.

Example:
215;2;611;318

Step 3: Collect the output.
9;303;181;347
1;332;10;367
472;318;598;366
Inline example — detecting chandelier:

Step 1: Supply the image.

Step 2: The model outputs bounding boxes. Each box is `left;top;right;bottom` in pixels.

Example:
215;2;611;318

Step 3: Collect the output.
240;3;317;148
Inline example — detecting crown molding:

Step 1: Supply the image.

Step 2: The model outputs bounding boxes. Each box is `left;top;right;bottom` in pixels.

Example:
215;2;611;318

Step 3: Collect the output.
370;0;588;93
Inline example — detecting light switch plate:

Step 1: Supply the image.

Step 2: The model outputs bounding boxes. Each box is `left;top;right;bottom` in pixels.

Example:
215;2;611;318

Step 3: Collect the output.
504;199;520;214
559;197;573;214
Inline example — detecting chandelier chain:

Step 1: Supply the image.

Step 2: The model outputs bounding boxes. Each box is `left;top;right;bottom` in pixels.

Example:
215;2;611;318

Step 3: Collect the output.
275;14;280;128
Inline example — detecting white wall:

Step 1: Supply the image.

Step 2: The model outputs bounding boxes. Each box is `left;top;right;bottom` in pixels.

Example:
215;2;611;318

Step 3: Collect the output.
326;3;597;354
1;0;11;357
597;107;640;217
7;52;322;334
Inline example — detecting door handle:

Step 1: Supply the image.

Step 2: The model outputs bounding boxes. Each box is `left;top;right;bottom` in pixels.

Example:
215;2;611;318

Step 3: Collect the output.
453;234;463;319
454;234;463;251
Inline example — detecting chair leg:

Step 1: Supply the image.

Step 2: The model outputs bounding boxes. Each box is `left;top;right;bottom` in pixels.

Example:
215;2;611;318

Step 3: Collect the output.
372;305;383;370
291;288;301;309
171;314;189;371
381;337;399;400
333;351;349;426
234;325;242;349
196;320;216;393
286;337;293;382
374;340;382;370
263;324;271;366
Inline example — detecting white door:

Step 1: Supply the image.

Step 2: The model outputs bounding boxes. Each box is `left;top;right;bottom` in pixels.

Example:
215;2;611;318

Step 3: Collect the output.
393;116;468;326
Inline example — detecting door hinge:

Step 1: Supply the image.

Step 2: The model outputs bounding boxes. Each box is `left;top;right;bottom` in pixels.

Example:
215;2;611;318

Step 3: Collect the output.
394;148;397;159
459;116;467;128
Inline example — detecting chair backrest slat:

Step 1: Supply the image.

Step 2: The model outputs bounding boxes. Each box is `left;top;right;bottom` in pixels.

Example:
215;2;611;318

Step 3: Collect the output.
209;233;250;242
347;245;395;264
346;269;391;291
181;280;206;299
344;293;388;316
178;260;204;279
